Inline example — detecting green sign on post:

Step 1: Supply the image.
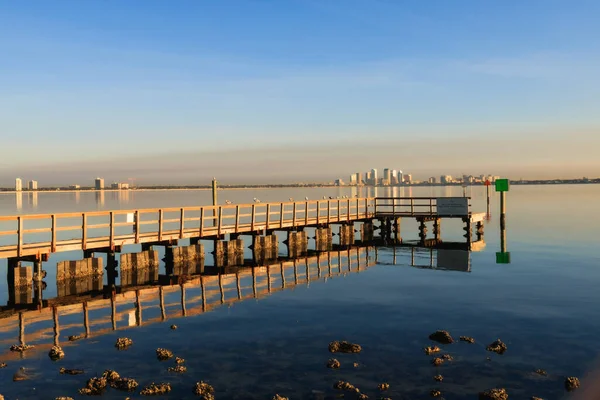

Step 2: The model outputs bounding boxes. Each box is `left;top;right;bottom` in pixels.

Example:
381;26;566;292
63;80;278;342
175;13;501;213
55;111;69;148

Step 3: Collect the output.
496;252;511;264
495;178;509;192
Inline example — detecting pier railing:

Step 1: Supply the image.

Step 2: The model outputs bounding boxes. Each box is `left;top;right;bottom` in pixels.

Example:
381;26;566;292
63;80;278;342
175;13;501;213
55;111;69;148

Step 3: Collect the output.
0;198;375;258
374;197;472;217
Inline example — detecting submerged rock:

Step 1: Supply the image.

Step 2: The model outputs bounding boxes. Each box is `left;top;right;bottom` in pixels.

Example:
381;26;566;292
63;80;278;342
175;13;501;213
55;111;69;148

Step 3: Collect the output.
168;365;187;373
0;363;6;368
425;345;441;355
431;389;442;397
429;330;454;344
486;339;507;354
479;388;508;400
432;357;445;366
140;382;171;396
193;381;215;399
176;357;186;364
565;377;580;391
441;354;453;361
357;394;368;400
434;375;444;382
531;397;543;400
13;367;30;382
49;346;65;361
112;377;139;391
55;397;74;400
170;324;178;330
353;362;359;368
68;334;85;341
10;344;34;352
333;381;359;392
272;395;289;400
102;369;120;382
534;369;547;376
115;337;133;350
378;383;390;391
327;358;341;369
156;348;173;361
460;336;475;343
79;377;108;395
329;340;362;353
59;367;84;375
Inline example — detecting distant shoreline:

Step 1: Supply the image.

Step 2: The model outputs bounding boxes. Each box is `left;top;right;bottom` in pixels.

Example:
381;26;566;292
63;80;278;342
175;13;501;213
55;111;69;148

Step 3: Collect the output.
0;180;598;194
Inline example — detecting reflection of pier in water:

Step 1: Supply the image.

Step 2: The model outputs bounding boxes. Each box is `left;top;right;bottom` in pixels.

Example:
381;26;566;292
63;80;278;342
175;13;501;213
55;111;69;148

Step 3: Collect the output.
375;239;486;272
0;247;374;359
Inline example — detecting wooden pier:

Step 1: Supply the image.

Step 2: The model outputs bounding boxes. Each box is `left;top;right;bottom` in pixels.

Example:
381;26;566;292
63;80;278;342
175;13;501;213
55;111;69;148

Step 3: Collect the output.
0;197;485;261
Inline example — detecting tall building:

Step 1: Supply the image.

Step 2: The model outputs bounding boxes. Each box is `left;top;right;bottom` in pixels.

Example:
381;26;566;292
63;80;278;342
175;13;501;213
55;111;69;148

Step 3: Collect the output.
441;175;452;184
356;173;363;185
403;174;412;184
383;169;391;186
370;169;378;185
15;178;22;192
349;174;357;185
429;177;437;184
95;177;105;190
28;180;38;190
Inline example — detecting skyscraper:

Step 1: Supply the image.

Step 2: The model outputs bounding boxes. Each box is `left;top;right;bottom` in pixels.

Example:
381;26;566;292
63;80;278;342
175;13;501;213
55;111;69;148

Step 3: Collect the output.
28;180;38;190
383;169;391;185
95;177;105;190
370;169;378;185
15;178;22;192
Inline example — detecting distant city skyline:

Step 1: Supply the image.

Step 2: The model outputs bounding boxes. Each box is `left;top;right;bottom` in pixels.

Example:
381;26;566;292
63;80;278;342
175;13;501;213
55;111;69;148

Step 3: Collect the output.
1;1;600;184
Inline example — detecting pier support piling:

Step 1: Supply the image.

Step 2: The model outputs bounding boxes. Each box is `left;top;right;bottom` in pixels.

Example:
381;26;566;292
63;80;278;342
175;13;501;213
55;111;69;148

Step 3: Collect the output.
360;221;374;243
315;227;332;252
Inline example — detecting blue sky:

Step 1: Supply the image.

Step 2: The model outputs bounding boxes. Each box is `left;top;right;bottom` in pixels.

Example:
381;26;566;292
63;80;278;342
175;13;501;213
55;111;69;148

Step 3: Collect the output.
1;0;599;185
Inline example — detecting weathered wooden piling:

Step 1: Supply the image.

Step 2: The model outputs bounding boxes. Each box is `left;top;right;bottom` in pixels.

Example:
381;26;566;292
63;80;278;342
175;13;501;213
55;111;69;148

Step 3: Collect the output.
360;221;374;242
253;234;279;263
214;238;244;267
338;224;355;246
171;244;205;276
286;231;307;258
120;250;159;286
315;227;332;252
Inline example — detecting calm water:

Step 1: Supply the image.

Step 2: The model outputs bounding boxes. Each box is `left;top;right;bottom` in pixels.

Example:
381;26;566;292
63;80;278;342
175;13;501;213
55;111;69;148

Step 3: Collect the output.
0;185;599;399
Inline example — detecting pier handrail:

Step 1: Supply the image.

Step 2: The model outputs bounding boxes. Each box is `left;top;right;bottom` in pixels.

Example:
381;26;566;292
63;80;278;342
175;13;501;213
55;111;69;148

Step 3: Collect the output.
374;196;472;217
0;198;376;258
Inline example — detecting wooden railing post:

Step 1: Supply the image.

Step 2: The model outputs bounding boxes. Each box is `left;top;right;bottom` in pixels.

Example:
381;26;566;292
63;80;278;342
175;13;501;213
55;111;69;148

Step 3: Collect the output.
337;200;341;221
410;199;414;215
17;216;22;257
316;201;320;224
158;210;163;241
199;207;204;238
292;203;297;227
251;204;256;231
279;203;284;228
266;204;271;230
134;210;140;243
365;198;368;217
51;214;57;252
356;198;359;218
347;199;350;221
392;198;396;218
218;207;223;236
429;198;433;215
179;208;185;238
82;213;87;249
109;212;115;249
235;205;240;233
327;200;330;224
305;202;309;225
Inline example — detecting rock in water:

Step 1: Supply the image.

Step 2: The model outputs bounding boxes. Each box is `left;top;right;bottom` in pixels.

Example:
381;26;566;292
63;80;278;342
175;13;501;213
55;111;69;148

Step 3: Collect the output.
442;354;453;361
424;345;441;355
431;389;442;397
140;382;171;396
479;388;508;400
0;363;6;368
156;348;173;360
49;346;65;361
429;331;454;344
565;377;580;391
535;369;547;376
68;334;84;341
328;340;362;353
55;397;74;400
272;395;289;400
333;381;358;392
531;397;543;400
434;375;444;382
486;339;508;354
176;357;185;364
79;377;107;395
10;344;34;352
168;365;187;373
357;394;368;400
460;336;475;343
170;324;177;330
59;367;84;375
13;367;30;382
432;357;445;366
326;358;341;369
193;381;215;399
378;383;390;391
115;337;133;350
